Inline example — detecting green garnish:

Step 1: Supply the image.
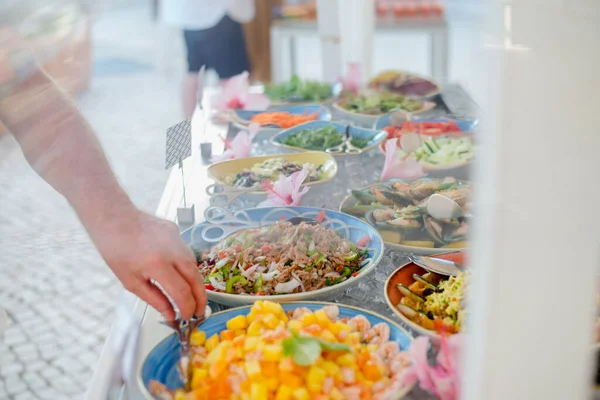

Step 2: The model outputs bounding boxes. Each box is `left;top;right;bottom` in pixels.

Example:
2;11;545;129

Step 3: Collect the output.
265;75;332;102
282;331;351;366
283;126;373;151
341;92;424;115
226;276;248;293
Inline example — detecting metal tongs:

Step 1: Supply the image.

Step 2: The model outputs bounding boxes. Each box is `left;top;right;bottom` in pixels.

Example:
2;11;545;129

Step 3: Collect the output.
159;306;212;390
408;254;466;276
326;125;361;155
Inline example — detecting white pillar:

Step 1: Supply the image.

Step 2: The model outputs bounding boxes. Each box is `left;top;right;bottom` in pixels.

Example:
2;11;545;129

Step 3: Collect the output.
463;1;600;399
338;0;375;82
316;0;343;82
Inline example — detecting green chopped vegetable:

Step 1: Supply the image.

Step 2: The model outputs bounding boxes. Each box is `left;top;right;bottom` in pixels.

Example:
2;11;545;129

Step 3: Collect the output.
253;273;263;293
283;126;373;151
340;92;424;115
265;75;332;102
340;267;352;278
226;276;248;293
282;331;350;366
325;277;342;286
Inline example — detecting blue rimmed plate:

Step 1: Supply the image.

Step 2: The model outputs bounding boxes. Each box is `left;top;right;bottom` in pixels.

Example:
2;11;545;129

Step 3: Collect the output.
139;302;415;399
271;121;388;156
231;104;332;134
181;207;384;307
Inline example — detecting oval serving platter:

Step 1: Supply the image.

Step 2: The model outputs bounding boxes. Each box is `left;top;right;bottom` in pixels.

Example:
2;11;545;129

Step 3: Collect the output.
139;301;415;400
230;104;332;134
207;152;338;194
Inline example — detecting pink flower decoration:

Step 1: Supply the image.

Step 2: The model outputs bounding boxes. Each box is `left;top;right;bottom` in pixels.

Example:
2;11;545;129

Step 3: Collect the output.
211;123;259;162
339;63;362;95
258;165;311;207
212;71;270;111
403;334;462;400
380;138;425;181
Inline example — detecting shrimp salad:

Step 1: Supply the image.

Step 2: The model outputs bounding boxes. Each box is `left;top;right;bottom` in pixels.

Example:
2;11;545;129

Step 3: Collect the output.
149;301;412;400
196;221;369;296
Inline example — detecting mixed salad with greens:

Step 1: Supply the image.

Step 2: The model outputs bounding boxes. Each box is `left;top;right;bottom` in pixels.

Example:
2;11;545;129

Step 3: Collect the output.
413;136;474;166
339;92;425;115
223;158;324;188
282;126;374;151
264;75;332;102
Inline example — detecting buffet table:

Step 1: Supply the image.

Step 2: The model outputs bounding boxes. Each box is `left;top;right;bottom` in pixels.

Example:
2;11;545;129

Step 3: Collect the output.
89;85;475;400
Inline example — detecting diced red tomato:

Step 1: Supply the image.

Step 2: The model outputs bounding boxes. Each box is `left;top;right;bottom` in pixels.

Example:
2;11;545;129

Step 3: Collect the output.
279;215;286;221
205;284;215;291
351;271;360;277
316;210;326;223
218;251;227;259
261;245;272;252
233;245;243;252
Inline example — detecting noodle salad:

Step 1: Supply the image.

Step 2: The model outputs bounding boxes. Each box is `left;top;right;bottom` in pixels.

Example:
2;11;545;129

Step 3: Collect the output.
195;221;370;296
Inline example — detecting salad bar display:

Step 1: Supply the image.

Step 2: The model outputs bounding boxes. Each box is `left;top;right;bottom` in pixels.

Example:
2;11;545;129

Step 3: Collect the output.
129;75;482;400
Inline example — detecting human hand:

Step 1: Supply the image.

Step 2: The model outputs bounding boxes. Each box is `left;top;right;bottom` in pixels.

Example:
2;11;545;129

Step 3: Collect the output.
87;209;206;320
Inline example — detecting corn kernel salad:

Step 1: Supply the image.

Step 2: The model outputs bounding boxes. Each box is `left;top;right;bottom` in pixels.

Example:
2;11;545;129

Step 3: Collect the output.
149;301;412;400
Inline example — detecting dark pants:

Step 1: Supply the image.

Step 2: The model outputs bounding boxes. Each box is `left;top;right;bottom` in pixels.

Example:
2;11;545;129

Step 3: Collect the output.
183;15;251;79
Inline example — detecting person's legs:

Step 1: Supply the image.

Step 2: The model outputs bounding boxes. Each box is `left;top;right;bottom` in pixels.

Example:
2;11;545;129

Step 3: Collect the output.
182;30;205;118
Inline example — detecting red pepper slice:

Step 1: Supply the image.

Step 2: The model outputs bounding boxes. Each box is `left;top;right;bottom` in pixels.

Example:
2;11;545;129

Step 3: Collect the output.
218;251;227;259
351;271;360;277
316;210;326;223
356;235;370;247
205;284;215;291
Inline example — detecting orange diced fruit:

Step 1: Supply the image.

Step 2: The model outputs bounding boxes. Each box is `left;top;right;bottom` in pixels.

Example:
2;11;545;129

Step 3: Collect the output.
190;330;206;347
244;359;262;377
275;385;294;400
292;387;310;400
250;383;268;400
220;329;235;341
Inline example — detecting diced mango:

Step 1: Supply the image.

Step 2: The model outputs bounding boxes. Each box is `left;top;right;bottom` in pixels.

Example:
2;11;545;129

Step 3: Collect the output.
330;321;351;335
250;382;268;400
263;313;280;330
204;334;219;353
301;313;318;327
275;385;294;400
280;371;303;387
263;344;283;362
307;366;326;394
266;377;279;391
247;321;264;336
321;360;341;378
227;315;249;331
262;361;279;378
320;330;337;343
287;320;302;333
363;360;382;381
292;387;310;400
244;336;260;352
232;335;245;347
234;329;246;337
191;368;208;389
245;359;262;377
205;340;231;364
190;330;206;347
336;353;356;367
209;359;227;379
174;390;186;400
279;358;295;372
348;332;361;344
314;309;330;327
263;301;284;315
220;329;235;341
329;387;345;400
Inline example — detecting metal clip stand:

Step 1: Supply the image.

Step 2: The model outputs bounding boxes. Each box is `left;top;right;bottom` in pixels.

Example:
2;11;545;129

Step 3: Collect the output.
176;159;195;226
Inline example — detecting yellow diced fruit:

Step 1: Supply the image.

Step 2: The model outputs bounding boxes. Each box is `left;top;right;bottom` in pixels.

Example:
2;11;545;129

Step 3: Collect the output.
205;340;232;364
331;321;351;335
280;371;303;387
250;382;268;400
279;358;295;372
227;315;249;331
321;361;340;377
287;320;302;333
247;321;264;336
263;344;283;362
190;330;206;347
262;361;279;378
245;359;262;377
314;309;330;327
263;313;280;330
234;329;246;337
307;366;327;394
244;336;260;352
292;387;310;400
204;334;220;352
301;313;318;327
348;332;361;344
366;344;378;353
329;388;345;400
266;377;279;391
209;359;227;379
336;353;356;367
320;330;337;343
174;390;187;400
191;368;208;389
263;301;284;315
275;385;294;400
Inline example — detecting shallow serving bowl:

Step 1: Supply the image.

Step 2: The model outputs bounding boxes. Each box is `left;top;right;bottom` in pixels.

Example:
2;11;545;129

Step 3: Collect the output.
385;251;465;341
271;120;388;156
206;152;338;194
139;301;415;400
331;98;436;126
181;206;384;307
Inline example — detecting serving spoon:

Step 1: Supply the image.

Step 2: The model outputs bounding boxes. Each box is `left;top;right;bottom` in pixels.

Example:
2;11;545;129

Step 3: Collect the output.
325;125;361;154
408;254;466;276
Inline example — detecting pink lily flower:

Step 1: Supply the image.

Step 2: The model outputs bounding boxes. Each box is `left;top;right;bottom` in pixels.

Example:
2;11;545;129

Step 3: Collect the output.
380;138;425;181
258;165;311;207
339;63;362;95
402;334;462;400
212;71;270;111
211;123;259;161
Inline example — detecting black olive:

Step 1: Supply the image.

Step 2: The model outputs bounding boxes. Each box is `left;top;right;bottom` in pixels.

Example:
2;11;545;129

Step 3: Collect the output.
427;311;434;320
422;288;434;297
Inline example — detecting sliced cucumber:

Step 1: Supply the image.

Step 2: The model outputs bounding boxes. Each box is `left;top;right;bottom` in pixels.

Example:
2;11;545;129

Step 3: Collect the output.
412;274;438;291
397;283;426;303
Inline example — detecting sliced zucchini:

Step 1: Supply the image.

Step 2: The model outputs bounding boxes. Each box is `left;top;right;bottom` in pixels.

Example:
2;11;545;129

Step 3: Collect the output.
397;284;426;303
412;274;438;291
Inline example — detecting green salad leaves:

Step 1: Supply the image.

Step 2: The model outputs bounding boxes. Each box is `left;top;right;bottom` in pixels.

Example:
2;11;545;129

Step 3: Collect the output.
282;331;351;366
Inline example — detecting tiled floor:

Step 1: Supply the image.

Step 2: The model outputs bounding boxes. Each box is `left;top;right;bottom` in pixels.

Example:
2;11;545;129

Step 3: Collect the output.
0;2;479;399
